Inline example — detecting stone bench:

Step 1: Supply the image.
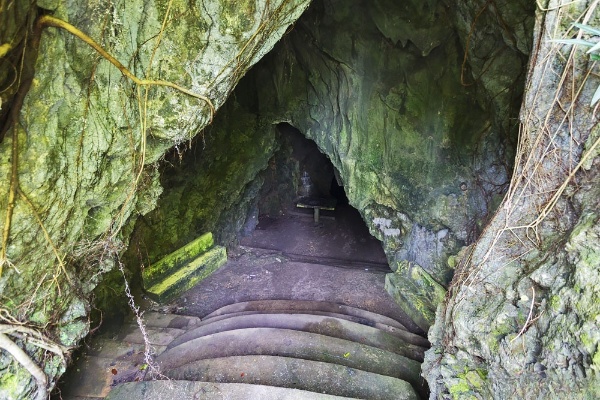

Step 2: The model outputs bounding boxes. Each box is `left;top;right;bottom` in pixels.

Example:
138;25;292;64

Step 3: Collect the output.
296;197;337;223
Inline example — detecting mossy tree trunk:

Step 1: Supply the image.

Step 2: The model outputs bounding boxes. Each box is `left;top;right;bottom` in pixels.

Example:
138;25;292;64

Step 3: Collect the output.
424;1;600;397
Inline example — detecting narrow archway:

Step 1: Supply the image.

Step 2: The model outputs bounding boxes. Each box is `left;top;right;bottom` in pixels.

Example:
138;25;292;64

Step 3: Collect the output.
241;123;390;270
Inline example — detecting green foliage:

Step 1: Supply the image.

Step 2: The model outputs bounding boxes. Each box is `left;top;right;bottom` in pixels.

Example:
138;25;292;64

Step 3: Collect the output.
552;23;600;105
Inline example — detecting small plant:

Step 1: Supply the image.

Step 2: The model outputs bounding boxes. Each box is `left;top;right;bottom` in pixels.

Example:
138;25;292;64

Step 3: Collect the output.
552;23;600;106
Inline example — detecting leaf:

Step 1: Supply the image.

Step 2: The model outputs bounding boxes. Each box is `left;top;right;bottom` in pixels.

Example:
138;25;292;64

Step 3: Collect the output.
343;352;351;358
573;23;600;36
591;85;600;107
586;41;600;54
550;38;594;47
139;363;148;371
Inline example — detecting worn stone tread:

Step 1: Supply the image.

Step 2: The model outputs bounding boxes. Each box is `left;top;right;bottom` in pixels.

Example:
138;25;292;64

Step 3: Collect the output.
165;355;418;400
138;312;201;329
168;313;426;361
157;327;422;386
203;299;408;330
119;324;186;346
86;337;167;359
193;309;428;345
106;381;355;400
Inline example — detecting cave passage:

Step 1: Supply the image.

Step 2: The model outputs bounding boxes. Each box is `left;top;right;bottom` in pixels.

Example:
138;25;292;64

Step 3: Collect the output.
240;123;390;271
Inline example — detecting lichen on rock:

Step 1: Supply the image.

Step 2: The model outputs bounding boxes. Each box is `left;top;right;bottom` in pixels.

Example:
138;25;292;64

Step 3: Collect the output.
0;0;310;397
423;1;600;397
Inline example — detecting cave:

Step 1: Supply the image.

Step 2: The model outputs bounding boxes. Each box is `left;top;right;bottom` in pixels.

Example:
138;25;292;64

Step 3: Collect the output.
241;122;389;269
255;122;342;220
1;0;599;399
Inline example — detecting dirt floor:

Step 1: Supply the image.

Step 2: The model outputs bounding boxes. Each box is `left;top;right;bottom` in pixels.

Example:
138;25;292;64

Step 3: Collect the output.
242;204;388;266
167;205;420;332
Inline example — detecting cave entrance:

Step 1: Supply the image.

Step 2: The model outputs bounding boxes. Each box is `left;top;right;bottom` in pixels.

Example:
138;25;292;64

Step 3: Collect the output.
240;123;389;270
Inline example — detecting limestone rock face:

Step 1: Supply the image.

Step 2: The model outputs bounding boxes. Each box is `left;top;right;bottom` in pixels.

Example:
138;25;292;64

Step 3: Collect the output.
127;0;534;339
0;0;309;397
128;0;534;340
423;1;600;397
249;0;533;324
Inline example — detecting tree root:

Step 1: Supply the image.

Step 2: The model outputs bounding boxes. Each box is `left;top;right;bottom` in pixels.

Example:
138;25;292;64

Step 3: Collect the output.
0;324;71;400
36;15;215;121
0;332;48;400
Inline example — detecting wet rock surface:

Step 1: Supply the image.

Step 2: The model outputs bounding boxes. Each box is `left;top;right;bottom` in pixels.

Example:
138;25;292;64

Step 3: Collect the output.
0;1;310;397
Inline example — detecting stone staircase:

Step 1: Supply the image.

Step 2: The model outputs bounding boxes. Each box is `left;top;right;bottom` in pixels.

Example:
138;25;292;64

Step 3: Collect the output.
93;299;428;399
61;303;428;399
60;245;430;399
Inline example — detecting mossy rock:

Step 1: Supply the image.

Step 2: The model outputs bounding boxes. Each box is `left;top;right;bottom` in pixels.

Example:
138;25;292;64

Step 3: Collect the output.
385;260;447;332
142;232;214;288
146;245;227;303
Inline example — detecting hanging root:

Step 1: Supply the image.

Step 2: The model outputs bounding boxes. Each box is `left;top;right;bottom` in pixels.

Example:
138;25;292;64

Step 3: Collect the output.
36;15;215;121
0;332;48;400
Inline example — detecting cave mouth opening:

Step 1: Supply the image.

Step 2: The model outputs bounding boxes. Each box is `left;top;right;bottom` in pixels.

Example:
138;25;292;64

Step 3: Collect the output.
240;122;389;270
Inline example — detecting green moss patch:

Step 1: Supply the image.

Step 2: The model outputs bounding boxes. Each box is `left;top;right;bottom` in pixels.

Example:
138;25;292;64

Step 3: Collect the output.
385;260;447;332
142;232;214;288
146;245;227;303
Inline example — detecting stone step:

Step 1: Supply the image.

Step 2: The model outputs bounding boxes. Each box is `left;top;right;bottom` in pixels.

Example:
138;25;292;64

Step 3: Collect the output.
142;232;214;288
87;313;197;358
106;381;355;400
203;299;409;331
192;309;429;346
138;312;201;329
119;324;186;347
145;245;227;303
165;355;418;400
168;313;426;361
61;315;195;399
85;337;167;360
156;327;422;387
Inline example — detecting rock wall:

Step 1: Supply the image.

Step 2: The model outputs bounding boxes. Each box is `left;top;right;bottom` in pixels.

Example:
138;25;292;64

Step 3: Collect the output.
0;1;310;398
423;1;600;397
7;0;588;398
129;0;534;334
250;0;533;327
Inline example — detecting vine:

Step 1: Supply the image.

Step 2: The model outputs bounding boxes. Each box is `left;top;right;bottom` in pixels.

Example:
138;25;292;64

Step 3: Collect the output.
0;1;304;397
0;7;217;396
37;15;215;120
